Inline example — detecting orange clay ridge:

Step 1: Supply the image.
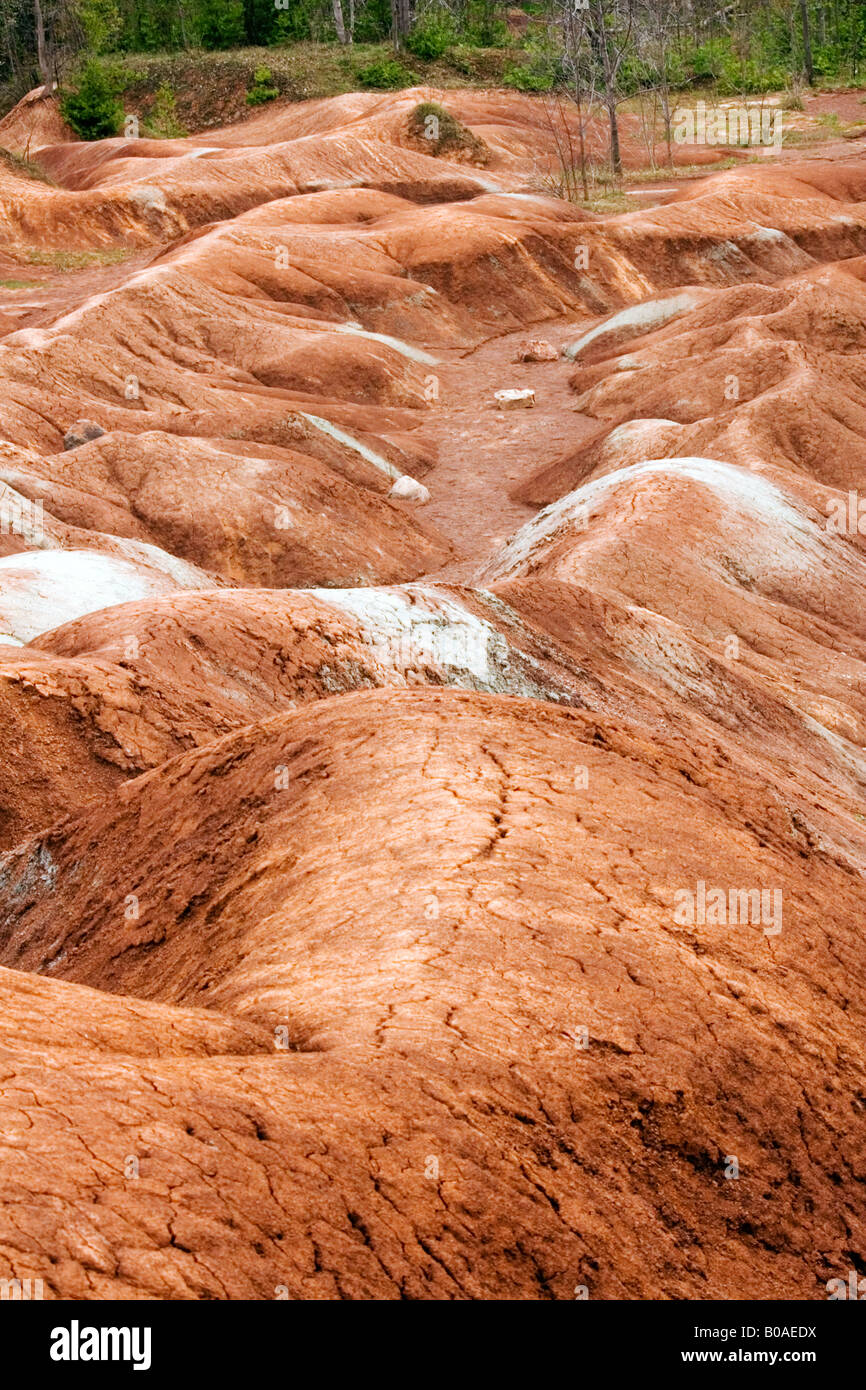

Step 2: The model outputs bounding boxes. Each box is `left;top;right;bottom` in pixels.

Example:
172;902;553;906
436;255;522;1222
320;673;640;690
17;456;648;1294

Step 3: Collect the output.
0;83;864;1300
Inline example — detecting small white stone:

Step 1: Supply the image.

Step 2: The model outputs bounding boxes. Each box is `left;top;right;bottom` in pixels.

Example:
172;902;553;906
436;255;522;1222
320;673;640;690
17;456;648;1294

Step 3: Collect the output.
494;389;536;409
389;475;430;503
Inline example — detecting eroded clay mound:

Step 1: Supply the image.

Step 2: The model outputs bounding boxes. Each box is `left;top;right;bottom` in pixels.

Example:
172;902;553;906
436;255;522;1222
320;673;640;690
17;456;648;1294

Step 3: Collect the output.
2;430;449;590
0;577;624;844
0;86;75;153
2;83;866;1301
0;689;863;1299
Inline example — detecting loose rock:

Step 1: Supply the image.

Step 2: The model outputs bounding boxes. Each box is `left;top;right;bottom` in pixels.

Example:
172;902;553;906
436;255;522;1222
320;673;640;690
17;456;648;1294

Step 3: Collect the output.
514;339;558;362
389;475;430;503
63;419;106;451
494;388;536;409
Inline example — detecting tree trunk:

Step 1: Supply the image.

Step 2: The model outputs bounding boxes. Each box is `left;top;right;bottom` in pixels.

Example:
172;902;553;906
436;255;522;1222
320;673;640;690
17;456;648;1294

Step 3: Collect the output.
798;0;814;84
575;89;588;200
592;0;622;177
660;81;672;166
391;0;413;45
332;0;348;45
33;0;50;86
607;98;621;177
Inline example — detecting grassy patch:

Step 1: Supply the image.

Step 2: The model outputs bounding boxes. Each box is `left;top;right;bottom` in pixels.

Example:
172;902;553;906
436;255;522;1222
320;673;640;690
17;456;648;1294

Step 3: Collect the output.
143;82;187;138
578;190;633;215
535;156;743;213
112;44;515;132
777;87;805;111
0;147;55;185
407;100;489;162
783;110;866;146
0;278;40;290
16;247;134;272
623;158;741;183
246;65;280;106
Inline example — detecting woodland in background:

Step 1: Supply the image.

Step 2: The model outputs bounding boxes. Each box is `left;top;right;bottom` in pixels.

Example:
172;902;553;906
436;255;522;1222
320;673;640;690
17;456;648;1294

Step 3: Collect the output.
0;1;863;166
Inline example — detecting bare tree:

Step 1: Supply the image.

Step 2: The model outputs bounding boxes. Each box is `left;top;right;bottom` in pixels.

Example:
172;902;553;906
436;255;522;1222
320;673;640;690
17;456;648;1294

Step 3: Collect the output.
338;0;367;43
589;0;634;178
1;0;33;103
28;0;82;89
559;0;598;200
638;0;679;166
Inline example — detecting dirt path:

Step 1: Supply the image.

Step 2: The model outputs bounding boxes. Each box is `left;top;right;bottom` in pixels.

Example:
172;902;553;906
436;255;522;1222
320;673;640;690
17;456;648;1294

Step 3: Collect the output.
412;130;866;585
0;254;594;590
419;318;597;582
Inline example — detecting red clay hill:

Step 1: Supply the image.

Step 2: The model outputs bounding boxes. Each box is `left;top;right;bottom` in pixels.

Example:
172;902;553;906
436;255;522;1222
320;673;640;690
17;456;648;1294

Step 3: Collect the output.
0;84;864;1300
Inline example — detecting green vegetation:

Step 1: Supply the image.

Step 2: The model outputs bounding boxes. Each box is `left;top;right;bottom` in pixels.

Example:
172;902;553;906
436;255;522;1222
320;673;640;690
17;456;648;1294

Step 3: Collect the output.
404;12;458;61
407;99;488;160
59;57;125;139
3;2;863;118
0;148;55;185
245;64;279;105
503;61;556;93
145;81;186;135
357;56;418;89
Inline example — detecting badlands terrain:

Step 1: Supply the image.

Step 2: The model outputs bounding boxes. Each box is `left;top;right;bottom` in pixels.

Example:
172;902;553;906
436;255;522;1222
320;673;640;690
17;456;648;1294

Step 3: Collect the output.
0;84;864;1300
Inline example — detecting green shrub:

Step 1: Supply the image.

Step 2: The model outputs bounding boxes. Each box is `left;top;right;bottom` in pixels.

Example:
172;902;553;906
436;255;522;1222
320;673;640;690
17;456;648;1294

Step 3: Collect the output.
407;100;489;162
502;34;561;93
77;0;122;54
357;58;418;90
246;64;280;105
271;0;330;43
685;38;786;95
503;62;555;93
350;0;391;43
405;12;456;61
146;82;186;137
60;60;125;140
